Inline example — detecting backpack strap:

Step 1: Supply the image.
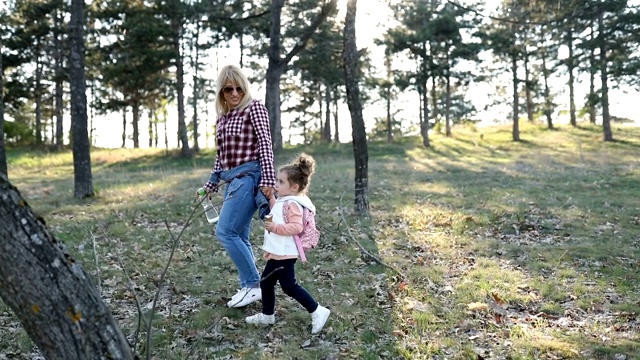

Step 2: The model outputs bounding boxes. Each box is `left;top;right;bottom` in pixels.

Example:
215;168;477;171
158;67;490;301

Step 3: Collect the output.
294;234;307;262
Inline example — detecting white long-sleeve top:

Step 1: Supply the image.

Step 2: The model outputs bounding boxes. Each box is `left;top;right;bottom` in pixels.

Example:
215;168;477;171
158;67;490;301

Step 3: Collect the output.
261;195;316;258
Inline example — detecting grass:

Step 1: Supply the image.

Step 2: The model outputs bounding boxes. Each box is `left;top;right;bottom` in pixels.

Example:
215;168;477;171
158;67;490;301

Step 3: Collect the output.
2;122;640;359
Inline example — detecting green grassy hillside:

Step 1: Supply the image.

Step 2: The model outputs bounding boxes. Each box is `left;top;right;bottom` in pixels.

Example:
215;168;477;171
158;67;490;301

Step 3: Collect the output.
3;122;639;359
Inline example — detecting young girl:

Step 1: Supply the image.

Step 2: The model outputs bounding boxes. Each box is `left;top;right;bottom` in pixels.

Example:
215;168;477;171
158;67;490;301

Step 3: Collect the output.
245;153;330;334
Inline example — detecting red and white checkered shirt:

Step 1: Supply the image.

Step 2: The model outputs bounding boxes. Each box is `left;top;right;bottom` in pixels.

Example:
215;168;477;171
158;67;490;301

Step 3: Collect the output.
213;100;276;188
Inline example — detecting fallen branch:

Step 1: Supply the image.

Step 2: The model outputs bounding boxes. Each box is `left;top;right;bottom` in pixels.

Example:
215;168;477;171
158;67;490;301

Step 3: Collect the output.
337;192;406;281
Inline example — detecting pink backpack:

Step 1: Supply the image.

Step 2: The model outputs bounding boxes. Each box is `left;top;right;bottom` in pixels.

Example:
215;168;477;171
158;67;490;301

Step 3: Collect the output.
283;201;320;262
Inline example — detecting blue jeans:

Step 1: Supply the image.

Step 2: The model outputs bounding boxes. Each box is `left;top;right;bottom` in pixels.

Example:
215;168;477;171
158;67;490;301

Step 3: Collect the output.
215;163;262;289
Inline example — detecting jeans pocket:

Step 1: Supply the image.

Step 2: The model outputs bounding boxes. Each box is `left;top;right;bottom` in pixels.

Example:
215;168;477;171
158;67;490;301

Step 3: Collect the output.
226;177;246;198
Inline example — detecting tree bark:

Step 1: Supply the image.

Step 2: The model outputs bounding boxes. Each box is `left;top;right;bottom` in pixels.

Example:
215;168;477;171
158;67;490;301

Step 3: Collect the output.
172;16;192;157
523;34;533;123
333;96;339;142
323;84;332;141
567;27;577;127
132;104;140;148
511;52;520;142
588;21;597;124
0;176;134;359
542;55;553;129
35;54;43;145
445;71;451;137
54;8;65;151
121;108;127;148
343;0;369;216
0;34;7;178
431;75;438;125
69;0;94;199
420;79;430;147
191;20;202;152
386;86;392;143
598;9;612;141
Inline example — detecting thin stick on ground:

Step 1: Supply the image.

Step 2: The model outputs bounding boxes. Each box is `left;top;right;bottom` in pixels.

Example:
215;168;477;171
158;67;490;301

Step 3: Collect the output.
89;229;102;295
338;192;406;281
113;241;147;353
144;192;233;359
143;212;198;360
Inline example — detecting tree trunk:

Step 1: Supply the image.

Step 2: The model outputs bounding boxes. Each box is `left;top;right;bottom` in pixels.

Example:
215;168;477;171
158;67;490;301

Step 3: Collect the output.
588;21;597;124
333;95;339;143
598;10;612;141
0;34;7;178
54;9;64;151
266;0;337;151
172;18;191;158
343;0;369;216
523;43;533;123
445;69;451;137
541;52;553;129
323;84;332;142
317;90;323;140
147;108;154;148
567;27;577;127
511;52;520;142
69;0;94;199
431;75;438;125
0;176;134;359
386;86;392;143
35;55;43;146
265;61;284;150
132;104;140;148
420;79;430;147
191;20;201;152
121;108;127;148
266;0;286;151
89;83;95;146
163;107;169;151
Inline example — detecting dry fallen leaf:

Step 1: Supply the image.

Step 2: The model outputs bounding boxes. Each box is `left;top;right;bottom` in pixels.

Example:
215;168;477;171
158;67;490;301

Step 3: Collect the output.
491;292;505;305
467;302;489;311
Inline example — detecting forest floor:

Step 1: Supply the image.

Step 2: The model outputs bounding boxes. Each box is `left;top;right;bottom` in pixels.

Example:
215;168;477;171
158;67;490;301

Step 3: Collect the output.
2;122;640;359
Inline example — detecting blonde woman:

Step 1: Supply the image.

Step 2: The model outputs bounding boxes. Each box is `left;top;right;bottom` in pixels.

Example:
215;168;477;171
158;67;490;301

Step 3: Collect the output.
199;65;276;308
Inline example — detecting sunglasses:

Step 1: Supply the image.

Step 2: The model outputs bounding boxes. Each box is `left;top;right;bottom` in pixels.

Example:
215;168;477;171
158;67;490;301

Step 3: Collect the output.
223;86;244;94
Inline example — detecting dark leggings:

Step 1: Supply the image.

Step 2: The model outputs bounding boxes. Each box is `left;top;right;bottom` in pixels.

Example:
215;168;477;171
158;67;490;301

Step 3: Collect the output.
260;258;318;315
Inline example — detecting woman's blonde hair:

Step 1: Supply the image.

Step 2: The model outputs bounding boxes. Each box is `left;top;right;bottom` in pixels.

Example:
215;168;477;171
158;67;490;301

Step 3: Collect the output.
215;65;253;115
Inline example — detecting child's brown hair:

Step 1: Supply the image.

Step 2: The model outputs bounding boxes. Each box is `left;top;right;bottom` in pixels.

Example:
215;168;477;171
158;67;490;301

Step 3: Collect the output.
279;153;316;194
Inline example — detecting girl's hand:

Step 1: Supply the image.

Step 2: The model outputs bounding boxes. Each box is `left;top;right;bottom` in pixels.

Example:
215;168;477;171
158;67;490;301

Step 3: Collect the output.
264;221;276;233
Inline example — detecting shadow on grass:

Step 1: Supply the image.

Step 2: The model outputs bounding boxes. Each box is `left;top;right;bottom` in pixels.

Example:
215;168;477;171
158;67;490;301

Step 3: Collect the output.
369;134;640;357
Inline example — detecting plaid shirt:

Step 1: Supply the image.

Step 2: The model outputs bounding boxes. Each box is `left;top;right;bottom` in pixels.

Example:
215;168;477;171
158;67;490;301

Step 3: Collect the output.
206;100;276;191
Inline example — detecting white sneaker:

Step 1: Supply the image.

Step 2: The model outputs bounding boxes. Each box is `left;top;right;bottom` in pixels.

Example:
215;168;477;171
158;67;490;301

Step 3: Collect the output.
245;313;275;326
230;288;248;301
311;305;330;334
227;287;262;308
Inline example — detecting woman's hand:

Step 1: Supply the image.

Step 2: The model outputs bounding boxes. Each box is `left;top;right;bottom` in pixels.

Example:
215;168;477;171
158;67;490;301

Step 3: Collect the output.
260;186;275;200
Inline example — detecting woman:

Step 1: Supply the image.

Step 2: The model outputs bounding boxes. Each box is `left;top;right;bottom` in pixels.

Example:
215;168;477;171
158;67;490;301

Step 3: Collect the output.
200;65;276;308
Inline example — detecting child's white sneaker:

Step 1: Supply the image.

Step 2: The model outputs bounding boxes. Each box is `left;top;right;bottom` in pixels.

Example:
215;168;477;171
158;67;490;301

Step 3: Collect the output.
246;313;275;326
311;305;330;334
227;287;262;308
